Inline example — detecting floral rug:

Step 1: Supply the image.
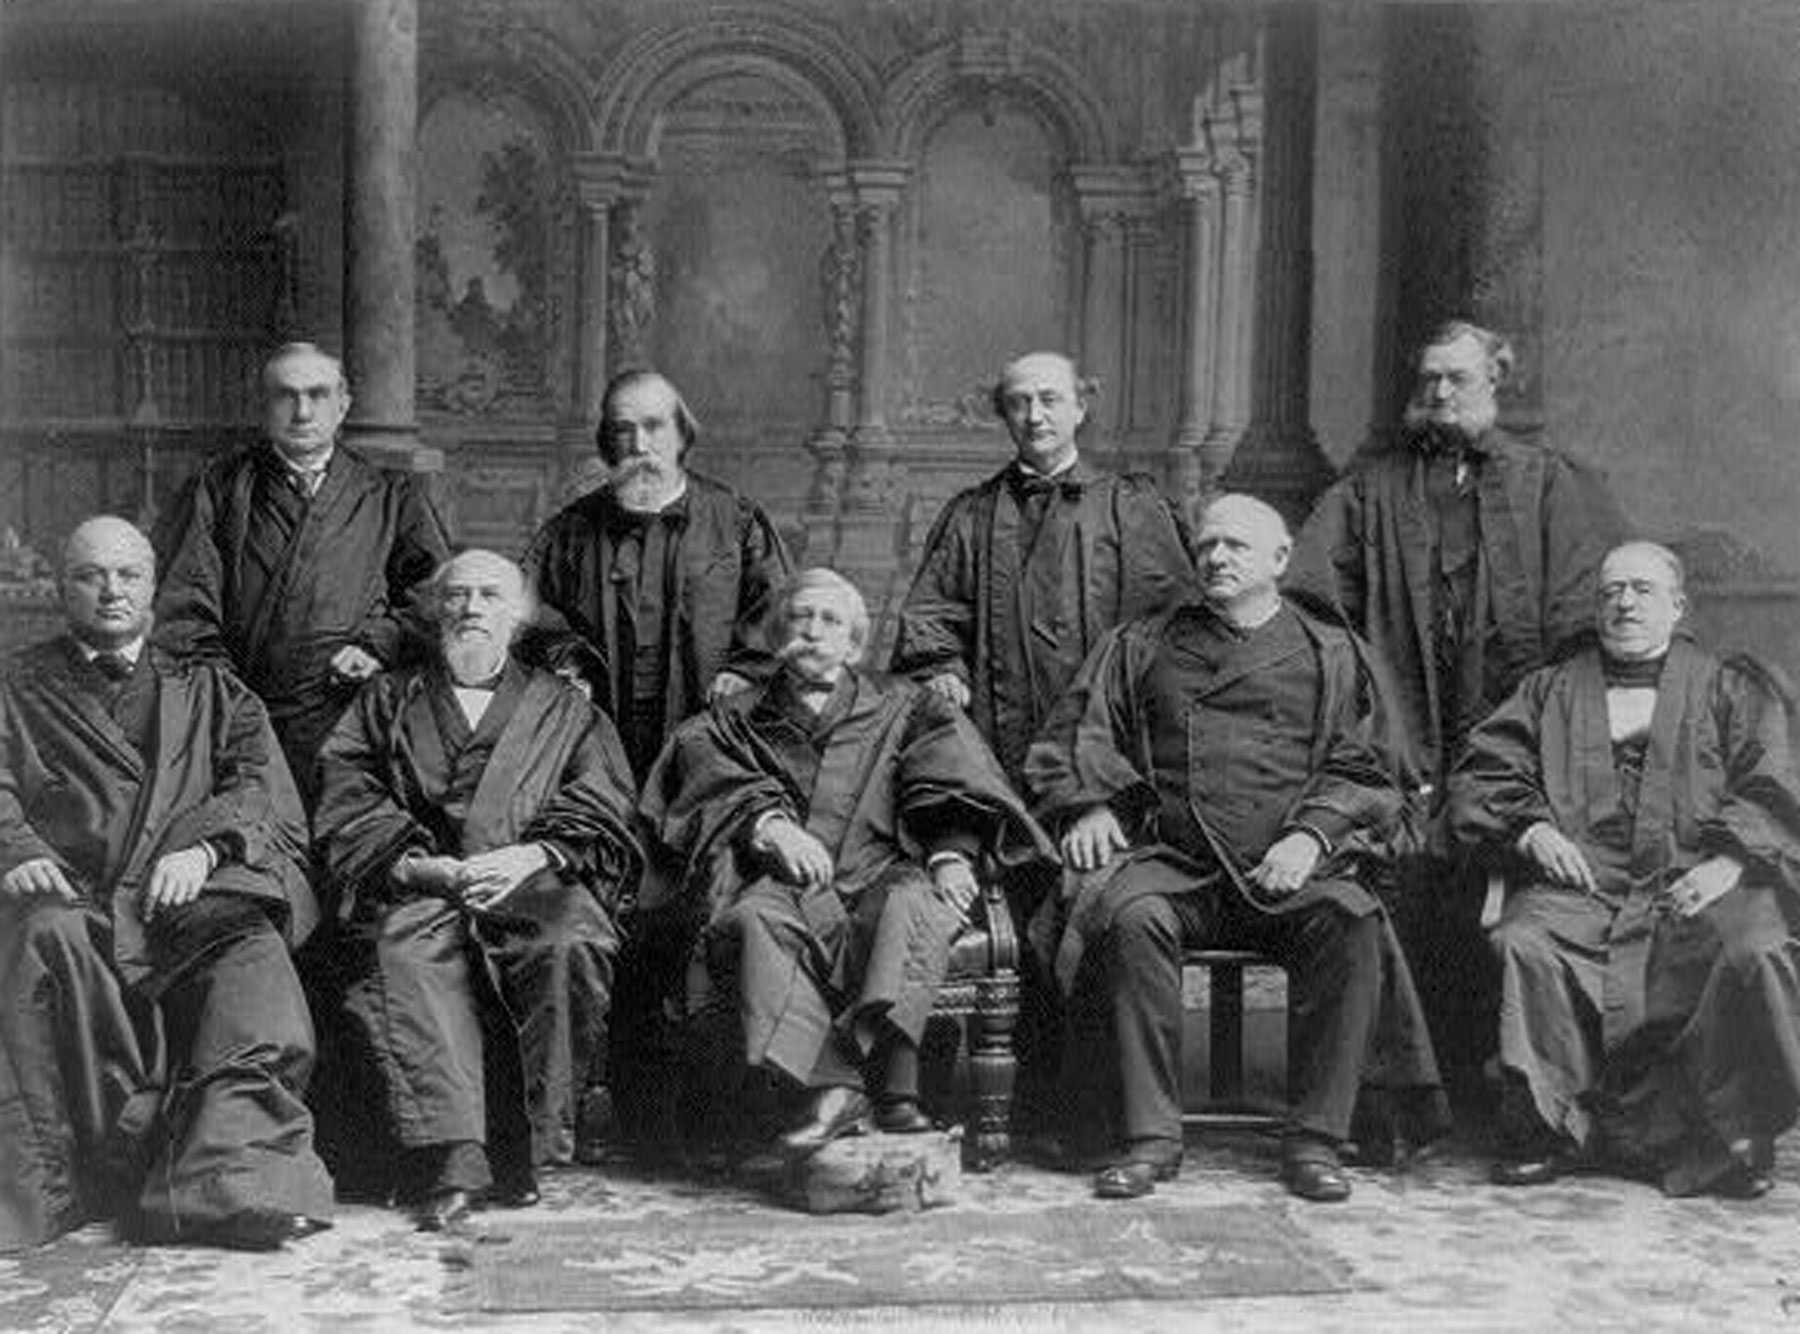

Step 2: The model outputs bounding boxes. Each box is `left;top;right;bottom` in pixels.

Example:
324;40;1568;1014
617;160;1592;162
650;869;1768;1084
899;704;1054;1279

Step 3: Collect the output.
456;1202;1360;1313
0;1227;140;1334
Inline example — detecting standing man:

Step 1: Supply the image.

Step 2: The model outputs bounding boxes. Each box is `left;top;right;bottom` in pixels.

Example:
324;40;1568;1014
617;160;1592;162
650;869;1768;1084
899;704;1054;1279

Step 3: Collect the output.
525;368;792;784
1288;320;1628;1090
153;341;452;801
313;550;642;1230
641;570;1054;1154
890;351;1194;786
1026;495;1446;1203
0;517;332;1250
1451;542;1800;1198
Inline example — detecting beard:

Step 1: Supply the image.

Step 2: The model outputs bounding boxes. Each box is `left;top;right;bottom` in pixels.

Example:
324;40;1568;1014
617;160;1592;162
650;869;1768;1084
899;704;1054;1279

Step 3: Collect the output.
1402;401;1498;455
612;458;680;512
443;631;508;686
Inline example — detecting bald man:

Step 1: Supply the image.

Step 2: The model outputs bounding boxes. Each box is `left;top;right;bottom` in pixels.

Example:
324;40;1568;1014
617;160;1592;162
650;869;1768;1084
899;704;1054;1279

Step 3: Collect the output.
153;342;451;802
0;516;331;1250
1026;495;1445;1203
314;550;643;1230
526;369;791;783
1451;542;1800;1198
642;569;1054;1157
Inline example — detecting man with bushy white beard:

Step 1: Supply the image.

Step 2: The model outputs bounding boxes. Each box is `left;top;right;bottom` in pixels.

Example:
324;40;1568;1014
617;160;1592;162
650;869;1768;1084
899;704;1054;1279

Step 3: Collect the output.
525;370;791;783
314;550;642;1231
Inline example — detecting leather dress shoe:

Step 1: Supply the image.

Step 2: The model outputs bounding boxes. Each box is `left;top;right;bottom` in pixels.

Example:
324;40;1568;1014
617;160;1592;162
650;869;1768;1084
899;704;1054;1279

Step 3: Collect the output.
415;1188;474;1232
873;1098;934;1134
1282;1148;1352;1203
488;1179;541;1209
1714;1163;1775;1200
1094;1141;1183;1200
779;1087;870;1156
206;1210;325;1251
1490;1155;1566;1188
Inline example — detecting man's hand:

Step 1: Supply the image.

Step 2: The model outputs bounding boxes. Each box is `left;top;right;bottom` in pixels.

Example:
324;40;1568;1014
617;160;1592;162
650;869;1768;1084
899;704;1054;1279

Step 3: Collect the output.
708;671;753;701
1667;855;1743;919
391;853;465;896
923;673;972;710
460;843;552;913
756;816;835;889
1;857;77;901
1248;831;1323;899
1518;821;1598;893
330;645;382;683
931;856;980;920
142;845;213;918
1061;806;1129;873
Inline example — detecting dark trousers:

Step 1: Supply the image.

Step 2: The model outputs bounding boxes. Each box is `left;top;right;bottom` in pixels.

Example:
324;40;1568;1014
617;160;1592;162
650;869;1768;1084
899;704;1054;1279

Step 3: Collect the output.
1096;887;1382;1146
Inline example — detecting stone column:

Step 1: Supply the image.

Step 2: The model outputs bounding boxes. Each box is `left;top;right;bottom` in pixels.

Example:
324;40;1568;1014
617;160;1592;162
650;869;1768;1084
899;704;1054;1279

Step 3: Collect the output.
342;0;437;471
570;155;628;426
841;162;908;516
1070;166;1138;440
803;170;859;542
1222;6;1335;521
1168;147;1221;519
1202;91;1260;479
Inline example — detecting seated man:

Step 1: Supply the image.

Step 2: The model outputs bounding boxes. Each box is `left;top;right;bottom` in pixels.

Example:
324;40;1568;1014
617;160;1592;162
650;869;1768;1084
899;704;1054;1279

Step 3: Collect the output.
1450;541;1800;1197
313;550;642;1230
0;516;332;1251
641;568;1054;1153
1026;494;1447;1203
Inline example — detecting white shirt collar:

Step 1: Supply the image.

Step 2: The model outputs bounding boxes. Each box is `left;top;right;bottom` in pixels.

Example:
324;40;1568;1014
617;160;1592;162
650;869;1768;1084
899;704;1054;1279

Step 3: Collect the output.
1015;453;1079;482
77;637;145;665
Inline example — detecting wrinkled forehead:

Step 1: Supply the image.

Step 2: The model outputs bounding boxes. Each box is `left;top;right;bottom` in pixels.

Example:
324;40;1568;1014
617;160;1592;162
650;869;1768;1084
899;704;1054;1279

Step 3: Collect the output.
65;520;154;572
1197;498;1288;550
1418;334;1488;376
265;350;344;393
605;376;678;423
441;552;524;597
1001;355;1078;398
1600;546;1678;591
787;580;862;620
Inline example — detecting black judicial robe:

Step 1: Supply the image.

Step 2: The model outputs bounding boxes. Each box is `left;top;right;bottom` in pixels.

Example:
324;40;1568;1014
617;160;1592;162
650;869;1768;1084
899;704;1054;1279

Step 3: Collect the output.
890;461;1195;781
1288;429;1626;791
0;640;328;1249
1025;602;1443;1101
313;662;643;1169
640;669;1055;1078
1450;637;1800;1191
525;471;791;780
153;444;451;792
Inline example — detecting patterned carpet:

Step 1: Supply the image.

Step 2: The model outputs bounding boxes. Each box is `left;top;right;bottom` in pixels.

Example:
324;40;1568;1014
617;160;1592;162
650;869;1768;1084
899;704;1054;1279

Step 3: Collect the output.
6;1129;1800;1332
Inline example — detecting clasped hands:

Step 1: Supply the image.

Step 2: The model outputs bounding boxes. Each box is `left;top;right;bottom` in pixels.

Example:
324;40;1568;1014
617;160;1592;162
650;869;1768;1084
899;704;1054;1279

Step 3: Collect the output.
1517;821;1740;918
3;843;216;918
753;814;979;918
1059;806;1321;899
393;843;552;913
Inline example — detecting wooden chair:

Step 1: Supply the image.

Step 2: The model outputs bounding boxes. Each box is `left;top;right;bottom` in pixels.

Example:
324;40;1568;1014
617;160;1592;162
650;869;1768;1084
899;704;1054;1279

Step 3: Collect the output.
1178;948;1288;1131
925;874;1021;1171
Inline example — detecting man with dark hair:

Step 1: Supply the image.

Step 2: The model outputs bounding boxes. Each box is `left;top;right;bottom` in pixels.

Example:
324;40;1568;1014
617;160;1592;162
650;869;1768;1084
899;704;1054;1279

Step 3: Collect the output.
0;516;332;1251
313;550;642;1231
1027;495;1446;1203
152;341;452;802
526;368;792;783
1287;319;1629;1095
891;351;1194;786
1451;541;1800;1198
642;569;1055;1153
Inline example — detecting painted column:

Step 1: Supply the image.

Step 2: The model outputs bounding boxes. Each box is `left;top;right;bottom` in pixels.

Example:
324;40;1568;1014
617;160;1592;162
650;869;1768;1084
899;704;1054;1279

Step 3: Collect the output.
342;0;437;471
841;162;908;515
1070;165;1138;441
1168;147;1221;520
803;170;859;543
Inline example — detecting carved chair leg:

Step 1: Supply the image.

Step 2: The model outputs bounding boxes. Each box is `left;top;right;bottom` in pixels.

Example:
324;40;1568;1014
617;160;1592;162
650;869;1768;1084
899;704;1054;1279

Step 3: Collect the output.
965;967;1019;1171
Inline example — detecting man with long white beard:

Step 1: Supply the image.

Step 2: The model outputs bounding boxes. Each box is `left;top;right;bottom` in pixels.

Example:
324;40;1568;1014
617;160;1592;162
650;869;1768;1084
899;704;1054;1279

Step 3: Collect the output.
1451;542;1800;1198
525;369;792;783
313;550;642;1231
641;569;1054;1155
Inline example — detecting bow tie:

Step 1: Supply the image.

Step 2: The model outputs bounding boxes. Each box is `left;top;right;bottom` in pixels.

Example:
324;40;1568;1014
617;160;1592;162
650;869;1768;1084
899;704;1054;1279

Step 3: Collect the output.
93;652;133;682
1010;471;1082;502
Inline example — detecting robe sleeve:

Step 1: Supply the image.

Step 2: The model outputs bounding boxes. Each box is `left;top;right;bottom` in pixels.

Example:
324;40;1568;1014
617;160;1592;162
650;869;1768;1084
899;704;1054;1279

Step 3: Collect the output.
1282;634;1407;854
150;470;234;666
1538;454;1630;660
1022;624;1159;834
721;497;793;683
889;493;978;684
516;706;645;912
313;678;441;917
1446;667;1561;853
1699;658;1800;889
1113;476;1197;621
0;684;63;879
893;689;1056;872
361;473;452;666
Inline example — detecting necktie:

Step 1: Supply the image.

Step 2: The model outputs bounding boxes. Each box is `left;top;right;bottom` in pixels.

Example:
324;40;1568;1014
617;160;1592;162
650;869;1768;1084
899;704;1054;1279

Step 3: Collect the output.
94;652;132;682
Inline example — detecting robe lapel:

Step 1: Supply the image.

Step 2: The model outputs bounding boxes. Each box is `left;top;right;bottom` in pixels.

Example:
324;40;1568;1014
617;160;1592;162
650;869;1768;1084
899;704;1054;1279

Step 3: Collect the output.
1479;443;1544;671
803;676;903;863
238;453;346;665
111;672;195;987
463;670;555;851
1391;455;1443;731
1166;607;1309;701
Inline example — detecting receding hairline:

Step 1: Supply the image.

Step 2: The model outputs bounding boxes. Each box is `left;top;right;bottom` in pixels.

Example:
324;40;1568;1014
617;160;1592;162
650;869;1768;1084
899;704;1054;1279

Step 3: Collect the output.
999;352;1079;391
62;515;155;572
1601;541;1686;594
262;341;348;392
1198;492;1292;545
433;548;527;595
